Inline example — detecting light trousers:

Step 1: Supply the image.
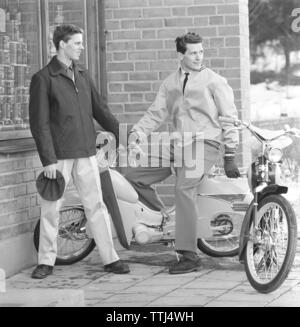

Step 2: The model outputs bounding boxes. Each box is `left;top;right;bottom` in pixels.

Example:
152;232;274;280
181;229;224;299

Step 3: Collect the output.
126;142;220;253
38;156;119;266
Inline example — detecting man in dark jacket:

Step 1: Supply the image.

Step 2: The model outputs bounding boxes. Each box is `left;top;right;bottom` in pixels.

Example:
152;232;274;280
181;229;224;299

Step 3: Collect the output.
29;24;129;278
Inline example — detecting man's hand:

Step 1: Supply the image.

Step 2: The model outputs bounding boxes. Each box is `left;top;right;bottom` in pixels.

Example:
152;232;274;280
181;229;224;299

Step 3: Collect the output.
43;163;57;179
224;156;240;178
127;131;147;154
127;131;147;167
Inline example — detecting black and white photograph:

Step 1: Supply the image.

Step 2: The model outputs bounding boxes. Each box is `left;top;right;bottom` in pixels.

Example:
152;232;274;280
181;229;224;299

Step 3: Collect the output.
0;0;300;312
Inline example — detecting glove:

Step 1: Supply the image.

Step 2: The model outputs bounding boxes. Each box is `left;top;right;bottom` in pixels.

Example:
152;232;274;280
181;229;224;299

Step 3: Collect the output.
224;156;240;178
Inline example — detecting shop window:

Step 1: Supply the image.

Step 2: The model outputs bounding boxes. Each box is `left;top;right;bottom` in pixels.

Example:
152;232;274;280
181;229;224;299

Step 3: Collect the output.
0;0;102;143
0;0;41;140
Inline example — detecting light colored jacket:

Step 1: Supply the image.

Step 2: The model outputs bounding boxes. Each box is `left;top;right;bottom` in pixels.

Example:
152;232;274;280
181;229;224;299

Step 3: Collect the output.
132;66;239;152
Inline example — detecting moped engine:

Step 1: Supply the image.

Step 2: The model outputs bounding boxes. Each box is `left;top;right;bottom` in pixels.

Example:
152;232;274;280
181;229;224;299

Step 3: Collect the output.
132;223;163;245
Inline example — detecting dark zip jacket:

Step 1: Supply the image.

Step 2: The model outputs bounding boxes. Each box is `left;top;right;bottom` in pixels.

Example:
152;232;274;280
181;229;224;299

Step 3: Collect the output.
29;56;119;166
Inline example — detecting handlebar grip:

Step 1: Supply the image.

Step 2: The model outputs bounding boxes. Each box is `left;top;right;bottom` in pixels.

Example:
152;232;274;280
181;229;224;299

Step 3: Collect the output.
219;116;239;124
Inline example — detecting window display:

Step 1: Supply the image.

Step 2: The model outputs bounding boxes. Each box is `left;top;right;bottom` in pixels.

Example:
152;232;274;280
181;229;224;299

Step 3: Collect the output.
0;0;40;134
0;0;93;141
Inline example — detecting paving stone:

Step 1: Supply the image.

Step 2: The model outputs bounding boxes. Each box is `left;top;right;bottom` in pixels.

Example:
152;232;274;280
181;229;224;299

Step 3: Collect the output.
133;276;196;286
286;271;300;280
93;273;146;283
277;279;299;288
84;282;135;291
117;284;179;294
0;288;84;307
199;270;247;282
93;301;150;307
167;288;227;298
84;290;115;301
267;291;300;307
148;295;211;307
98;293;159;304
205;300;265;307
7;278;92;289
182;279;240;289
214;291;280;304
85;299;102;307
291;283;300;291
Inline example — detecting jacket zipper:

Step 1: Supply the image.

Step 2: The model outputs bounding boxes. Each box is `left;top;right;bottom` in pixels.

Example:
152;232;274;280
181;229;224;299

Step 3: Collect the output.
74;74;90;151
72;78;78;94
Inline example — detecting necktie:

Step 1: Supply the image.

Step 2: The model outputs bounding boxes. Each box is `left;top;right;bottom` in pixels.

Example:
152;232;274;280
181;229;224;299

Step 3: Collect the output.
182;72;189;94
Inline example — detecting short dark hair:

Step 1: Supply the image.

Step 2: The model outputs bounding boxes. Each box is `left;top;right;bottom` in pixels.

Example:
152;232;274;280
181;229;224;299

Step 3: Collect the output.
53;24;83;51
175;32;203;54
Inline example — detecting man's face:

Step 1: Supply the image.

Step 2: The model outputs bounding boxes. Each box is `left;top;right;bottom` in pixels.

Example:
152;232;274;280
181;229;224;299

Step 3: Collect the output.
179;42;204;72
60;33;84;61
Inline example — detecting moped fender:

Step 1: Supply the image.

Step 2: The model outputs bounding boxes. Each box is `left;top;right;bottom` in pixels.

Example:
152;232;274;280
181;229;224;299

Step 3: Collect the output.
259;185;288;198
238;200;254;262
238;185;288;262
100;170;130;249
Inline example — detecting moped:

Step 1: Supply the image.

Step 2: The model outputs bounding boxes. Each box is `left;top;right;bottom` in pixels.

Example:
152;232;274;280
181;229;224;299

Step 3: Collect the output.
34;118;299;293
224;117;299;293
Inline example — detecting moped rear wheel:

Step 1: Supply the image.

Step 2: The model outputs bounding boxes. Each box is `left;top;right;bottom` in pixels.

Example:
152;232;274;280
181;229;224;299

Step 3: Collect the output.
33;208;96;265
197;214;240;257
244;194;297;293
197;238;239;257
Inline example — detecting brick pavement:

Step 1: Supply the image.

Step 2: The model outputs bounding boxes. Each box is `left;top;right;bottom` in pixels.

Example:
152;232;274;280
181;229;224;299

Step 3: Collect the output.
1;193;300;307
1;233;300;307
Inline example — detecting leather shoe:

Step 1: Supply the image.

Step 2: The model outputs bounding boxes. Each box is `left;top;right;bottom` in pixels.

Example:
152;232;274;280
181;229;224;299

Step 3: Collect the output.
31;264;53;279
169;257;202;274
104;260;130;274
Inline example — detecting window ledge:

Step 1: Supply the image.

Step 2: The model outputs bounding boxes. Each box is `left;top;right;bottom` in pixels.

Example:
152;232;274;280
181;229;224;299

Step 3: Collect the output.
0;138;37;154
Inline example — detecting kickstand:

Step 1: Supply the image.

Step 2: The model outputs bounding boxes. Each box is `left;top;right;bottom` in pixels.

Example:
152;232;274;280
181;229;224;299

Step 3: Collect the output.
171;241;180;262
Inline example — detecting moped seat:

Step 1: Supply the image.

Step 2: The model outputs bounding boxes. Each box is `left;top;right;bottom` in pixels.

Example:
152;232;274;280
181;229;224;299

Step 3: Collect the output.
251;125;284;141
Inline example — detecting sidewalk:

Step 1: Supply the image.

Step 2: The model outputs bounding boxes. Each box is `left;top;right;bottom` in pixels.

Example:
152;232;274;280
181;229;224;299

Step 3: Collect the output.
2;235;300;307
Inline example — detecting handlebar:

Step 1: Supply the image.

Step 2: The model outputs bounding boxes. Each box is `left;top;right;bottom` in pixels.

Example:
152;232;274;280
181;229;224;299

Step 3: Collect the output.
219;116;300;140
284;125;300;137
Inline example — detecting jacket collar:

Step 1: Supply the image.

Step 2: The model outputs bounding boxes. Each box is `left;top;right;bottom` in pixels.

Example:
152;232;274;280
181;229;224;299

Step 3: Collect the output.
48;55;85;77
178;65;206;76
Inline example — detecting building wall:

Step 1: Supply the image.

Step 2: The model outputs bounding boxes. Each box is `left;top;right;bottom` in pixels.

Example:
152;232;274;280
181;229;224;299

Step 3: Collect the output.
104;0;251;205
0;151;41;275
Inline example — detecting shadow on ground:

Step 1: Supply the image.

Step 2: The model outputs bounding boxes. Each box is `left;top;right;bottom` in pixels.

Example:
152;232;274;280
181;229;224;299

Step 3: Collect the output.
122;243;244;272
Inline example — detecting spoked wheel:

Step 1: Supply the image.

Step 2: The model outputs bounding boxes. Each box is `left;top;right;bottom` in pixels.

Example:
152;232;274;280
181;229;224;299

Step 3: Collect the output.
34;207;96;265
244;194;297;293
197;214;240;257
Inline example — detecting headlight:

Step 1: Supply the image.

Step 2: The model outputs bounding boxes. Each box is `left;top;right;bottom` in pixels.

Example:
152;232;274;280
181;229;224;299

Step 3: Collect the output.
266;148;283;163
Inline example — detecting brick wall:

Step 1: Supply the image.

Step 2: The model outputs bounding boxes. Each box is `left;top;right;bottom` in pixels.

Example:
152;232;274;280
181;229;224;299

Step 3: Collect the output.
104;0;251;205
0;152;41;242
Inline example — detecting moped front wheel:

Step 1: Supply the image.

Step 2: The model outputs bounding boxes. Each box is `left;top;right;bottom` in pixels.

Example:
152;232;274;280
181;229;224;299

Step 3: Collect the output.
244;194;297;293
33;208;96;265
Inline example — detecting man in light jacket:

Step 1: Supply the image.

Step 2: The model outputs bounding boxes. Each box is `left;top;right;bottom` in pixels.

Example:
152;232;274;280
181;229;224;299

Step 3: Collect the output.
126;32;240;274
29;24;129;278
